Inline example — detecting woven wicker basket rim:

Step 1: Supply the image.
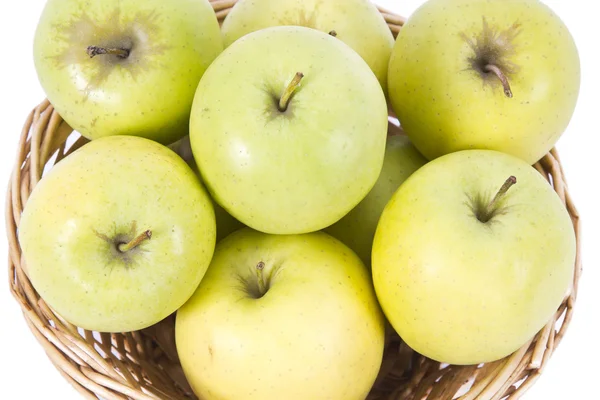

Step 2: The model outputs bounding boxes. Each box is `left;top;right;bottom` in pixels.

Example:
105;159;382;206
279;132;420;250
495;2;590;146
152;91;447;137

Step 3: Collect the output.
5;1;582;399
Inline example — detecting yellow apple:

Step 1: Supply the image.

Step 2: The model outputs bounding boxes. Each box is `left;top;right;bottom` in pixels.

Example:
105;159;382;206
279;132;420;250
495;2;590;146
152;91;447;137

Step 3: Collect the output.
325;134;427;266
189;26;388;234
18;136;216;332
388;0;580;164
372;149;575;364
176;228;385;400
33;0;223;144
221;0;394;93
188;158;245;242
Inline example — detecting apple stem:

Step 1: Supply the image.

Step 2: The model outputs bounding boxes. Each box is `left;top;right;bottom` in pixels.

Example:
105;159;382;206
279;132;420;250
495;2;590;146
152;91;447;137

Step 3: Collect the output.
329;30;338;37
484;64;513;98
485;176;517;216
87;46;130;59
278;72;304;112
256;261;267;296
118;230;152;252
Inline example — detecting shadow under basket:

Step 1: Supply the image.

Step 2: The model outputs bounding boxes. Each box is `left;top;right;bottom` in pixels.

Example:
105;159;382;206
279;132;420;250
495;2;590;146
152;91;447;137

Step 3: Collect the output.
5;1;582;399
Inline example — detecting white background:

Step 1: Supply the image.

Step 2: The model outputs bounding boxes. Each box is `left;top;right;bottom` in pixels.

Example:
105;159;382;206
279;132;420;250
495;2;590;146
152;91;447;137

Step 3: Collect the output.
0;0;597;398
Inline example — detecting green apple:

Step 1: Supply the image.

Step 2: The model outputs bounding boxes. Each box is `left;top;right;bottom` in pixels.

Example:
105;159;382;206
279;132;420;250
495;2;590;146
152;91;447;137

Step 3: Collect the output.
372;149;575;365
188;158;245;242
18;136;217;332
33;0;223;145
388;0;580;165
190;26;388;235
211;199;245;242
221;0;394;93
176;228;385;400
325;133;427;266
169;136;245;241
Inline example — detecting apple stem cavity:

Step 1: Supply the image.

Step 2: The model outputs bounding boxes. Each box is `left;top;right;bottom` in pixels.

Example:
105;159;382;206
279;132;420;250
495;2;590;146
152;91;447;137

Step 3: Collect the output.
255;261;267;296
478;176;517;223
87;45;130;59
118;230;152;252
278;72;304;112
484;64;513;98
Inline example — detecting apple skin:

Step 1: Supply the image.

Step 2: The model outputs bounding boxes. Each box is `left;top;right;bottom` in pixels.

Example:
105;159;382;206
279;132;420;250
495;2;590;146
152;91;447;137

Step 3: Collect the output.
18;136;217;333
221;0;394;93
175;228;385;400
190;26;388;235
33;0;223;145
168;136;245;241
188;158;245;242
388;0;580;165
372;149;575;365
325;134;427;267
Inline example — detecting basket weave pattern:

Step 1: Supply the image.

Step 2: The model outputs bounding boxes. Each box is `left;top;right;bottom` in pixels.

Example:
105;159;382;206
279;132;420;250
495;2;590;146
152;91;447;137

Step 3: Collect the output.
6;1;582;399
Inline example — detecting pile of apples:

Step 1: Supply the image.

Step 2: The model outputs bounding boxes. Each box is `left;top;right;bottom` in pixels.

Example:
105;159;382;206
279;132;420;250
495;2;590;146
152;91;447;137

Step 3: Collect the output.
19;0;580;399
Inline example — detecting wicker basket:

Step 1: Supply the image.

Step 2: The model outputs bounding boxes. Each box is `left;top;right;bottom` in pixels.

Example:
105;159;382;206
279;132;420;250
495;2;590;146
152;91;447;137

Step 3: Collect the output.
6;1;582;399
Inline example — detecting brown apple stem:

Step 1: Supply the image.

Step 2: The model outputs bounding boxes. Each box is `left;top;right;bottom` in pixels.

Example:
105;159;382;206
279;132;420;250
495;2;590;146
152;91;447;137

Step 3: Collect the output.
484;64;513;98
87;46;130;59
256;261;267;295
328;30;338;37
278;72;304;112
486;176;517;216
118;230;152;252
